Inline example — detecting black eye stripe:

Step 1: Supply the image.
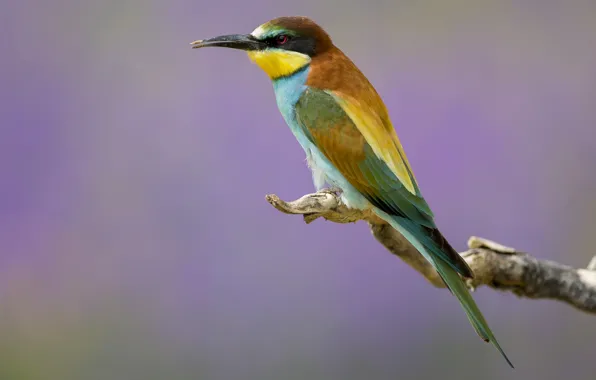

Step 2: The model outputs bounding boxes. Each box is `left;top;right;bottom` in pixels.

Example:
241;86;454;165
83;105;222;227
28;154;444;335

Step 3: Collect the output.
264;35;291;46
263;35;316;56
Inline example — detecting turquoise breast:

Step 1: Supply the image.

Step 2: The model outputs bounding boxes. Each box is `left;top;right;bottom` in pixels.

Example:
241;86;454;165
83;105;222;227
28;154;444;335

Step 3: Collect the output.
270;67;370;210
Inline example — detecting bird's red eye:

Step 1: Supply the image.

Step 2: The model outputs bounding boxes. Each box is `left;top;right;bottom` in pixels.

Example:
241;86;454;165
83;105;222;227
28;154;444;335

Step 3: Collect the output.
276;35;288;45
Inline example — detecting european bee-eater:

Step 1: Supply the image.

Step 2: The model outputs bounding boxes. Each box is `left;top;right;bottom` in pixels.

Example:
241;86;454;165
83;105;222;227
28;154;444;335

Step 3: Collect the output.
191;16;513;367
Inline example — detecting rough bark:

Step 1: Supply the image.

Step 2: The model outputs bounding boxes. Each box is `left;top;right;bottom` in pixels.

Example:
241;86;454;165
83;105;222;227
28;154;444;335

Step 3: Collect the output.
265;189;596;314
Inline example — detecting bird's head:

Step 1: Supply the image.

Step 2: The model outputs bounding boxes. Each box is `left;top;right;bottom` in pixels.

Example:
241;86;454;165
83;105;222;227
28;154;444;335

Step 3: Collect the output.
191;16;333;79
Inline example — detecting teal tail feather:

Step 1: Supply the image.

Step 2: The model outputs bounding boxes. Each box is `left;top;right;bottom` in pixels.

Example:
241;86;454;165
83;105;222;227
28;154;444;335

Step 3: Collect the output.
376;211;514;368
432;255;514;368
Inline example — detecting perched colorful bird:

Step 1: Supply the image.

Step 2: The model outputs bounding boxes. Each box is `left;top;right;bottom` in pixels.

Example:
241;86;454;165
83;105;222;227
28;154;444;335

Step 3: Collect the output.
191;16;513;367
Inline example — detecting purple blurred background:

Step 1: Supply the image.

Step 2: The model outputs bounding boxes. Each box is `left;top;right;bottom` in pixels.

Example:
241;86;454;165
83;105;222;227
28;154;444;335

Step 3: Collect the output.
1;1;595;379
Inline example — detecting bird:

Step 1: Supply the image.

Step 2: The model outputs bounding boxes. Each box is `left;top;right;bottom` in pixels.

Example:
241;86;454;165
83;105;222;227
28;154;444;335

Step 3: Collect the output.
190;16;513;368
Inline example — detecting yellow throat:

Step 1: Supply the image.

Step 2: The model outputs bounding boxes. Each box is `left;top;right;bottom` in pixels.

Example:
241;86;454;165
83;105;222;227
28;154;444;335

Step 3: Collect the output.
247;50;311;79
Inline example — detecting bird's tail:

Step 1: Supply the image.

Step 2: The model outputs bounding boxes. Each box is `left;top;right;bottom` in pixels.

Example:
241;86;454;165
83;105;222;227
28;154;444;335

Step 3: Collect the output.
377;211;514;368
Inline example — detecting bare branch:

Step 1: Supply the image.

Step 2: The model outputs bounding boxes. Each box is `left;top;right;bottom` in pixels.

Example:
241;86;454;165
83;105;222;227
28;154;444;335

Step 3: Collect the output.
265;189;596;314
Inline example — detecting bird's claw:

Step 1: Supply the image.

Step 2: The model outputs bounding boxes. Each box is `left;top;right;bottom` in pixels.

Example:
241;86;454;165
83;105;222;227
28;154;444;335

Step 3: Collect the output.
320;187;343;196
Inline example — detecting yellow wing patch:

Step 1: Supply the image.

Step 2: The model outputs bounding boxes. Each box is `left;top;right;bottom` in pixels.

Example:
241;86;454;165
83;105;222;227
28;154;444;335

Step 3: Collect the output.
247;50;311;80
330;91;418;195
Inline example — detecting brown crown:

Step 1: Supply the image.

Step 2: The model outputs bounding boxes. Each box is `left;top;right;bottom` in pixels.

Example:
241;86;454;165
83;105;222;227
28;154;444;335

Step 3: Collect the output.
266;16;334;53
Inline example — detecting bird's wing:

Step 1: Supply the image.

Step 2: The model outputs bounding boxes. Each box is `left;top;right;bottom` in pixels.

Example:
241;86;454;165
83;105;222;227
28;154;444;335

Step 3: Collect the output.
294;87;435;227
294;87;511;365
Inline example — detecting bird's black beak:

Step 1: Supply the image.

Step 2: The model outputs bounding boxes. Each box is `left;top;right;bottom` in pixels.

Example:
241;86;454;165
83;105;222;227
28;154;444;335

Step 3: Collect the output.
190;34;265;51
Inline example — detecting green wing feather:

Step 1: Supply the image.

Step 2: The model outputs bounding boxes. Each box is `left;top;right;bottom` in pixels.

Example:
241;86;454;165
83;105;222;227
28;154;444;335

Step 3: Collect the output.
294;87;471;277
295;88;433;224
294;87;513;368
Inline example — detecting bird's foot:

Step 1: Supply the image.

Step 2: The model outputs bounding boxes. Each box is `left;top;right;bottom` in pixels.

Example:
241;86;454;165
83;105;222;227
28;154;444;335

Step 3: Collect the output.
319;187;343;196
265;189;361;225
